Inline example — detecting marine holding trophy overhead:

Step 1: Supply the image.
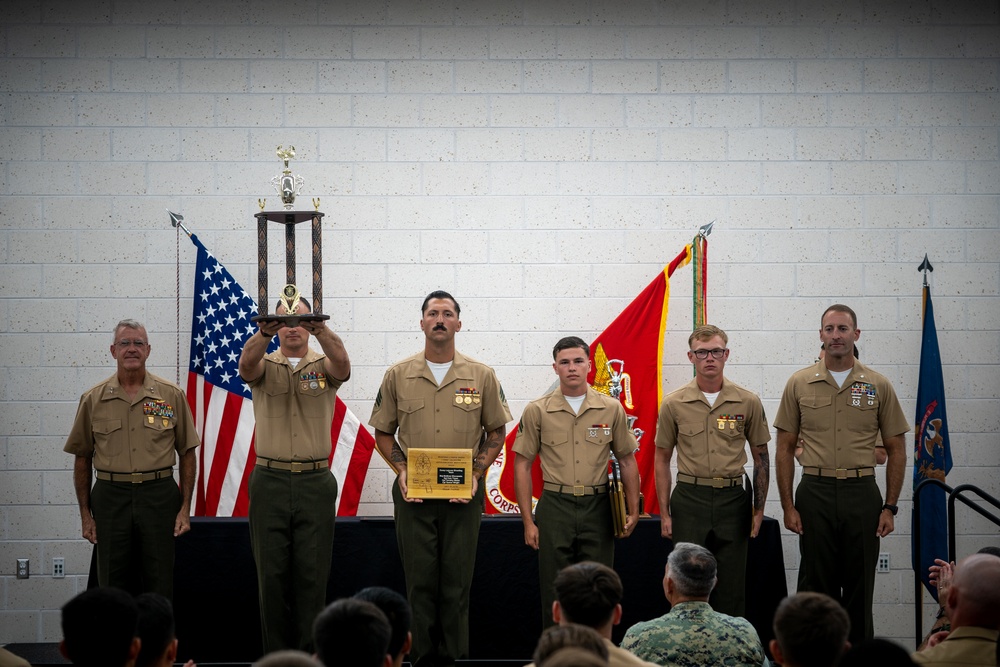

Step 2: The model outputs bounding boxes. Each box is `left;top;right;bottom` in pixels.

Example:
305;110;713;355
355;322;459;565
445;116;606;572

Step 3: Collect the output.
239;288;351;654
369;290;511;667
513;336;640;629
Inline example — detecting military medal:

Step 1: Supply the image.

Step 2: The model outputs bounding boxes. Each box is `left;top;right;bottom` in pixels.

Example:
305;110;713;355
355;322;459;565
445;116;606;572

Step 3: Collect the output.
310;381;319;389
162;418;169;427
717;417;725;430
588;427;597;437
456;395;464;404
148;416;154;424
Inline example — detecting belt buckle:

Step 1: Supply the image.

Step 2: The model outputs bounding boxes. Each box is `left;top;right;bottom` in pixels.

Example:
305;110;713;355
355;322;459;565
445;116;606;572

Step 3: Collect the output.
290;461;305;473
573;485;585;497
712;477;725;488
130;472;144;484
836;468;847;480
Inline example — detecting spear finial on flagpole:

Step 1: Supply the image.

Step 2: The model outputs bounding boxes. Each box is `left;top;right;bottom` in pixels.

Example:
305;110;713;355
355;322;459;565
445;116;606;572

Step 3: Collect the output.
918;254;933;287
698;220;715;239
168;209;192;237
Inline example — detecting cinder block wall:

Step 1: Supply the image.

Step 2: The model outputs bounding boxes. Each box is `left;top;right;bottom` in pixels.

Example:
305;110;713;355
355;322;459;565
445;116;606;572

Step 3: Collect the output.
1;0;997;648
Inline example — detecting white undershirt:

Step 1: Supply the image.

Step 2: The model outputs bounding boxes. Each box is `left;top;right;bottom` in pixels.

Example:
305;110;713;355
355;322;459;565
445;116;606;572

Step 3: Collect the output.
564;394;586;415
286;357;302;369
830;368;851;388
702;390;720;407
427;360;452;385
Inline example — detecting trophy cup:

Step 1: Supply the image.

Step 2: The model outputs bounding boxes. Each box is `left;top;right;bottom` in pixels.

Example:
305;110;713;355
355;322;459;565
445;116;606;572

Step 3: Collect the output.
252;147;329;327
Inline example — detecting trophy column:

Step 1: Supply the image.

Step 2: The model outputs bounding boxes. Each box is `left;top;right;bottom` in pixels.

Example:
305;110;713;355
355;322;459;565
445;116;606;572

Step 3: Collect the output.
252;210;328;324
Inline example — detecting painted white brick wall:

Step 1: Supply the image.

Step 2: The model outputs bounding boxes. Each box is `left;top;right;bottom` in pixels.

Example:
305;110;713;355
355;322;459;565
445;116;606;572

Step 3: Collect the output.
1;0;998;650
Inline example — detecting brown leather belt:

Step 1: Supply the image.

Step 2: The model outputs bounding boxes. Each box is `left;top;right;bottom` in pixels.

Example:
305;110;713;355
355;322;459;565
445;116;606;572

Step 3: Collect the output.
676;473;744;488
543;482;609;496
96;469;173;484
255;458;329;472
802;466;874;479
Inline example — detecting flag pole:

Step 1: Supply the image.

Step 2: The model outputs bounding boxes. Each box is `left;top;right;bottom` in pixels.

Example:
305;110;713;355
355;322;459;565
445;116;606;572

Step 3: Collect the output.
168;209;193;237
918;253;933;288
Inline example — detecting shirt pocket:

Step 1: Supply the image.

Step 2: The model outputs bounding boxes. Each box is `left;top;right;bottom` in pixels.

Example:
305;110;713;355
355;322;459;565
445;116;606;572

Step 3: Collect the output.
142;415;176;452
800;395;832;433
452;399;482;434
93;419;123;456
677;420;706;447
847;401;879;433
399;399;424;437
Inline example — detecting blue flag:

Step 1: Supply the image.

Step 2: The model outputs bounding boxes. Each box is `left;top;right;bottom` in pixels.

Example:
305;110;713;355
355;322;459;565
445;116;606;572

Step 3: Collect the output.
911;284;952;600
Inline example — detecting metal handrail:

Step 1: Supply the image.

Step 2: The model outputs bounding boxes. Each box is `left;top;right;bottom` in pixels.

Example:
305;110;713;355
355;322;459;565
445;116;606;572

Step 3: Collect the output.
912;479;1000;647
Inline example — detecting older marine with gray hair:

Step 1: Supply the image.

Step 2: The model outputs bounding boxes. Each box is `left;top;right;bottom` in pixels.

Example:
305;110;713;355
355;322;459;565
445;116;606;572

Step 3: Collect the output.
620;543;767;667
64;319;199;598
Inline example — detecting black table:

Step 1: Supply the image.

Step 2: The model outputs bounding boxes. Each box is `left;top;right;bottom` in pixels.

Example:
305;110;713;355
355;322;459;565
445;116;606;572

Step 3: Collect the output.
155;515;785;662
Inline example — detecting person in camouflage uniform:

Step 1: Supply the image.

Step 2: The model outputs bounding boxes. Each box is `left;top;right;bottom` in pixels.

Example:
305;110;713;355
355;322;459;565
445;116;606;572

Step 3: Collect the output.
620;543;767;667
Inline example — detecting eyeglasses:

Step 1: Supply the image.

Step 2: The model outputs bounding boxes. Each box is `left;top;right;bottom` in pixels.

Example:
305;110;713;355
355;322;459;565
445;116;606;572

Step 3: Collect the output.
116;340;148;348
690;348;726;359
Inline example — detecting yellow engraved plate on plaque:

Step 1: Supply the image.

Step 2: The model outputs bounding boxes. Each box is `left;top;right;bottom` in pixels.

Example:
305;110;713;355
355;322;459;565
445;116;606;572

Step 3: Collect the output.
406;448;473;500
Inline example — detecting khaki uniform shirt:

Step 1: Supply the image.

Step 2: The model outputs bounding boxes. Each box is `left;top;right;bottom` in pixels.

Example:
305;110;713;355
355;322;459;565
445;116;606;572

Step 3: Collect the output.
513;388;638;488
248;348;343;461
773;360;909;468
369;351;511;454
64;373;199;473
655;377;771;478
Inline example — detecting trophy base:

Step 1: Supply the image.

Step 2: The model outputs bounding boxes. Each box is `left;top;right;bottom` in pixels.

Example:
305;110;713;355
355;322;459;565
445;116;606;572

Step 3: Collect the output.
252;313;330;327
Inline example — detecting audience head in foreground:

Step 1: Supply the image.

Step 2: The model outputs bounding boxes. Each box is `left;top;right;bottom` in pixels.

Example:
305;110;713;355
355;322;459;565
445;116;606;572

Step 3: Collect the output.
135;593;179;667
532;624;609;667
353;587;412;667
912;553;1000;666
838;639;915;667
313;598;392;667
253;650;319;667
771;592;850;667
620;543;766;667
60;587;140;667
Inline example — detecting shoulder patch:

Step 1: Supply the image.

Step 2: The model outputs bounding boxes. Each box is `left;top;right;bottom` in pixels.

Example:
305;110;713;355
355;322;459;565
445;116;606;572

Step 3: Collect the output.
374;388;382;409
499;383;506;402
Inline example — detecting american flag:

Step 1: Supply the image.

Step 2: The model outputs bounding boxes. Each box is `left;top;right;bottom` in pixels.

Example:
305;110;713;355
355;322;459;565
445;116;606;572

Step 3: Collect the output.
186;233;375;517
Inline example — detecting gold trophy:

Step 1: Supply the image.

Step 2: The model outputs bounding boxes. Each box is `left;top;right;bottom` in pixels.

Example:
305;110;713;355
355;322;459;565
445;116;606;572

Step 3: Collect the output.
252;147;329;327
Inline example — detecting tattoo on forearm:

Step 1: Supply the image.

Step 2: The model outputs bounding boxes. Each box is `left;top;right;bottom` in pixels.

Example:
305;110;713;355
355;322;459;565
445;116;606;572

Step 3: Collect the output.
473;426;506;472
390;441;406;465
753;451;770;510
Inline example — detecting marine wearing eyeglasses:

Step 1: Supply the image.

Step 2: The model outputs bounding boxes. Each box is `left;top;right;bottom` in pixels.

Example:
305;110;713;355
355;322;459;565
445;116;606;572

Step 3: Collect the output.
653;324;771;618
64;319;200;598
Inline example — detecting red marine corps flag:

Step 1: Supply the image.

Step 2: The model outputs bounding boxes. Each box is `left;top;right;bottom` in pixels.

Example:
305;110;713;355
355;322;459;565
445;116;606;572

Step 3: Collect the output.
485;245;695;516
185;233;375;517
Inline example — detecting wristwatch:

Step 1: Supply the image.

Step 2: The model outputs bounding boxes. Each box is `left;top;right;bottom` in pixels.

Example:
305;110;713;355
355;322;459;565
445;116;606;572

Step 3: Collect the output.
882;503;898;515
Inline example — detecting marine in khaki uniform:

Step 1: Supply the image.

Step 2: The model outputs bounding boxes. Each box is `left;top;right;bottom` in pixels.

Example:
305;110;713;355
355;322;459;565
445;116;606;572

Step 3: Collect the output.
239;298;351;654
774;304;909;647
64;319;198;599
370;291;511;667
514;336;640;629
654;324;770;618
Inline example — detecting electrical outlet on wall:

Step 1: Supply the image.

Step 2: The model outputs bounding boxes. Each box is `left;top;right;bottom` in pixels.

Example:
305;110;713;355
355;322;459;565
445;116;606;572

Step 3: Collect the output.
877;552;891;573
53;557;65;578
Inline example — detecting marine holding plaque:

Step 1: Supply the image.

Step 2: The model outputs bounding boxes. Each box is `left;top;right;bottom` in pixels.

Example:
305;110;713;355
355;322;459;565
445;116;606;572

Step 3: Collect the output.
238;149;352;655
512;336;641;629
369;290;511;667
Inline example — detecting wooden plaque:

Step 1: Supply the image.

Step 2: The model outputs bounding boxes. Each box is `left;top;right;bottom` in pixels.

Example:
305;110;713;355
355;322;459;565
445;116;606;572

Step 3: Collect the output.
407;448;473;500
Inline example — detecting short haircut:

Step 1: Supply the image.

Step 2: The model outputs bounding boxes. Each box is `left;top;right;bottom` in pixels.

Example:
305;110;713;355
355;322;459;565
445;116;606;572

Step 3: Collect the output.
541;647;609;667
552;336;589;360
553;562;622;629
353;587;411;660
313;598;391;667
977;545;1000;558
61;587;139;667
135;593;175;667
274;296;312;312
421;290;460;316
772;592;849;667
837;638;917;667
252;650;319;667
113;319;146;343
532;624;608;667
688;325;728;348
821;304;858;329
667;542;717;598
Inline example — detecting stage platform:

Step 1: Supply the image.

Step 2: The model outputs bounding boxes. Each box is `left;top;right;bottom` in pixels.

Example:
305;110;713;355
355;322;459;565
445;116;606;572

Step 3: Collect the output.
10;515;786;665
